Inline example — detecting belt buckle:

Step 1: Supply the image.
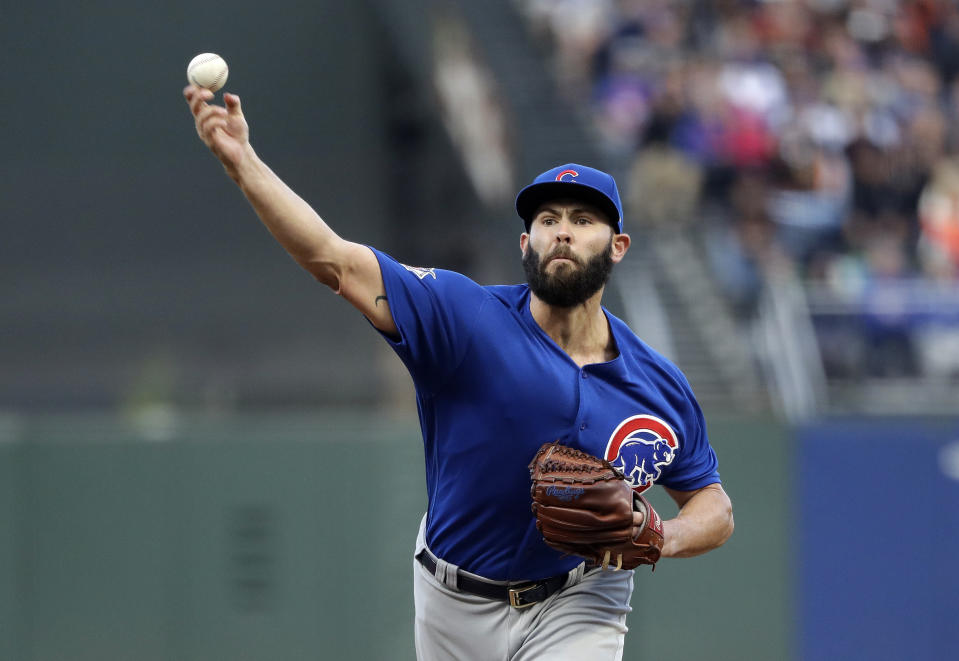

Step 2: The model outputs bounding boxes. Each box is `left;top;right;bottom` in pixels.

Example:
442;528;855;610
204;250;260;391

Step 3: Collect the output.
508;583;538;609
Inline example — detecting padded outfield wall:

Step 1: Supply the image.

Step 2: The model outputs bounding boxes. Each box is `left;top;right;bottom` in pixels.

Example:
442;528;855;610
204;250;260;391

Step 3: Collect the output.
0;413;791;661
3;414;956;660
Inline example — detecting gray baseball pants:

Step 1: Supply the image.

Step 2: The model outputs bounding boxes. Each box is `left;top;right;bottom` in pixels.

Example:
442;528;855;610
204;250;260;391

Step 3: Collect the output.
412;516;634;660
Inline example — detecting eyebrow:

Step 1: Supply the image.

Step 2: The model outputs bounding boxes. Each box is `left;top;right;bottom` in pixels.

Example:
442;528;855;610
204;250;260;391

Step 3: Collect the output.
535;206;597;218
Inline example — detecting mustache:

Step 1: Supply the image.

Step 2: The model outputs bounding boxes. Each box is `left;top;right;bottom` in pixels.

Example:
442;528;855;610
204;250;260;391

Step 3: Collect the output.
544;247;582;265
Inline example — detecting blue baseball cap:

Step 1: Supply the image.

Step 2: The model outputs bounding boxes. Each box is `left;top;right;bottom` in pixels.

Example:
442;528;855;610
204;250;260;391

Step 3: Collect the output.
515;163;624;233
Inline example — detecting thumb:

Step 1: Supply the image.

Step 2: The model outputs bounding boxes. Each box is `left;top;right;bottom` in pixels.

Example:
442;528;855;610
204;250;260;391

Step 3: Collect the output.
224;93;242;114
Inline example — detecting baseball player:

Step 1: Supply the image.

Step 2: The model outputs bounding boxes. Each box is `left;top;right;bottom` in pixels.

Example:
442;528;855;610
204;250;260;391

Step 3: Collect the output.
184;85;734;660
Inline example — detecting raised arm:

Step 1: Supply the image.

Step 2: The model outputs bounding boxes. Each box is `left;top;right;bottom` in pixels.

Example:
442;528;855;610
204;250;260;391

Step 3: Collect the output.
183;85;397;335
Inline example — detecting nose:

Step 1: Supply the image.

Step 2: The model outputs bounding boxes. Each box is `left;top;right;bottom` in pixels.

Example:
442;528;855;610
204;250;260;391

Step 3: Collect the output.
554;221;572;243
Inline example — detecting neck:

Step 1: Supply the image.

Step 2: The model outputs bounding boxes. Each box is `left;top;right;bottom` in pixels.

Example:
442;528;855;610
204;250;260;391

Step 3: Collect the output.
529;289;616;365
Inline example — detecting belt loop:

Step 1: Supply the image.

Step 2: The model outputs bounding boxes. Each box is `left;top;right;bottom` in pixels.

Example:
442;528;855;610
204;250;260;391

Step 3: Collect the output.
564;561;586;589
434;555;458;591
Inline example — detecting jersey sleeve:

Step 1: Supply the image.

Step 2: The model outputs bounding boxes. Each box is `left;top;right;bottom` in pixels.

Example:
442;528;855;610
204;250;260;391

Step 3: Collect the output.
658;383;721;492
368;247;491;394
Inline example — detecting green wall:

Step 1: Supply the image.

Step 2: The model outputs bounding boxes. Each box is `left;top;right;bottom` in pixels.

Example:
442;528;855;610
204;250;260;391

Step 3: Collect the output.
629;417;793;661
1;413;790;660
1;437;20;661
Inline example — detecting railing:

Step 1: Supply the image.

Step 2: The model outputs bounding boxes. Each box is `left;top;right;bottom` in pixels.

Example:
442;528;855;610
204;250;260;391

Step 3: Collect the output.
754;269;828;422
757;273;959;418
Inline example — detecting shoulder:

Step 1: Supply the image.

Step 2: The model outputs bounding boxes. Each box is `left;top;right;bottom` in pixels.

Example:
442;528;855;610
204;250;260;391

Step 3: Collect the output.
607;310;697;399
372;248;491;298
484;283;531;309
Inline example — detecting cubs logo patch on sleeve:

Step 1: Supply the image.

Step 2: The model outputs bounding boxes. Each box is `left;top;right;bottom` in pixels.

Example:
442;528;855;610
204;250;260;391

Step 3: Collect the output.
604;414;679;493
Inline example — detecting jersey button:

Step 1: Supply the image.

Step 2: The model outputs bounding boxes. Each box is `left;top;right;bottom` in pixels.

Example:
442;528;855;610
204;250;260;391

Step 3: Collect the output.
581;371;588;379
580;423;587;430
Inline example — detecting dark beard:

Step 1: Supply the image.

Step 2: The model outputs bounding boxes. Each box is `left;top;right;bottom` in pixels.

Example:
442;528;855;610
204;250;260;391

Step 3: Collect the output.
523;241;614;308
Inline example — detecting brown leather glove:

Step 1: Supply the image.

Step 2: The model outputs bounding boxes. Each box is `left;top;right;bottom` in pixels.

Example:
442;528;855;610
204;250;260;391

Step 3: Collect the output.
529;442;665;570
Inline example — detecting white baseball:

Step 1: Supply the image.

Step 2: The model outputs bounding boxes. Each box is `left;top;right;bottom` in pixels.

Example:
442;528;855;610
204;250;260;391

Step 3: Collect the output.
187;53;229;92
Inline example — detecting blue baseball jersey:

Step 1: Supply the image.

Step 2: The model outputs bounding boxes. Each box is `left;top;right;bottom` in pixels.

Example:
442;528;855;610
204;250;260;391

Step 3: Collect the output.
370;248;721;581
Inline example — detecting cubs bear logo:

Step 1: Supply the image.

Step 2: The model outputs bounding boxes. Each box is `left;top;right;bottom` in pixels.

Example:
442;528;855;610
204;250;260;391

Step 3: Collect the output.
605;414;679;493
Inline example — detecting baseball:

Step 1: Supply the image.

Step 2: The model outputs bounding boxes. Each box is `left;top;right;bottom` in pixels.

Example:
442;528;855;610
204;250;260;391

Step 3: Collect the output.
187;53;229;92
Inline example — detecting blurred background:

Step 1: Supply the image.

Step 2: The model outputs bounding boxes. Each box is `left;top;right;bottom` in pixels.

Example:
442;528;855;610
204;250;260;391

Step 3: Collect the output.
2;0;958;659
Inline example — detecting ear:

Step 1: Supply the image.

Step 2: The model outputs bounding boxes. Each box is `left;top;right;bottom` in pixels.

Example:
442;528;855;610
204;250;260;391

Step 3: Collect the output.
611;233;630;264
520;232;529;254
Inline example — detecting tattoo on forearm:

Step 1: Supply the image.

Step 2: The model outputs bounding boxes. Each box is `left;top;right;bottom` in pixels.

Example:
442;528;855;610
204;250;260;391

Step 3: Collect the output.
375;295;388;307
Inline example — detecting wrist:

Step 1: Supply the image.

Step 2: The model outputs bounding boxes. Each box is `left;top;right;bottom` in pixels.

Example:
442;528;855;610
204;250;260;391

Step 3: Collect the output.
225;143;260;183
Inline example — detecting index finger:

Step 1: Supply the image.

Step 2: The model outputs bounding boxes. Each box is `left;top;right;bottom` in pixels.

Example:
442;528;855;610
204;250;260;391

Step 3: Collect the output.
183;85;213;113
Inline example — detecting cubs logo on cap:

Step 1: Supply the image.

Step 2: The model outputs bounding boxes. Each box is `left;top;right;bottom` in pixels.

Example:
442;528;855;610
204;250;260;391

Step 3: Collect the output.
515;163;624;233
604;414;678;493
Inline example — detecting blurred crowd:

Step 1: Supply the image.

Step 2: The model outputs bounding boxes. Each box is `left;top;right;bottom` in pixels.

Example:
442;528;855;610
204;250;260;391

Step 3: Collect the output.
516;0;959;378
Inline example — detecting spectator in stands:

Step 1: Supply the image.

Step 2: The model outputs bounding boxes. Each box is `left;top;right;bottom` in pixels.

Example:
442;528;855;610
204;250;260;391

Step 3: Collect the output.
516;0;959;381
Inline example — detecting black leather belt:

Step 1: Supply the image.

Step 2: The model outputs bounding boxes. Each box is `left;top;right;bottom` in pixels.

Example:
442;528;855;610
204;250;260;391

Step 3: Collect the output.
416;549;575;609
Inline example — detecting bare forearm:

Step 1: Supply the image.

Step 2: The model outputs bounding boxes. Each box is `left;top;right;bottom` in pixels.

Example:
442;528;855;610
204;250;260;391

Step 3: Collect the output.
184;85;344;286
229;145;343;287
184;85;393;330
661;485;734;558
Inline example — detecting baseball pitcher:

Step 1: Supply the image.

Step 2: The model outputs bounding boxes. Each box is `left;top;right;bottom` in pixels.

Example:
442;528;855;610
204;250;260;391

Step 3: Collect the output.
184;84;734;660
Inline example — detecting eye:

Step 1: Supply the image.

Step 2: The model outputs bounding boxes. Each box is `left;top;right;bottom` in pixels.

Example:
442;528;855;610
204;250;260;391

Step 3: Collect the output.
540;216;557;226
575;216;592;225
